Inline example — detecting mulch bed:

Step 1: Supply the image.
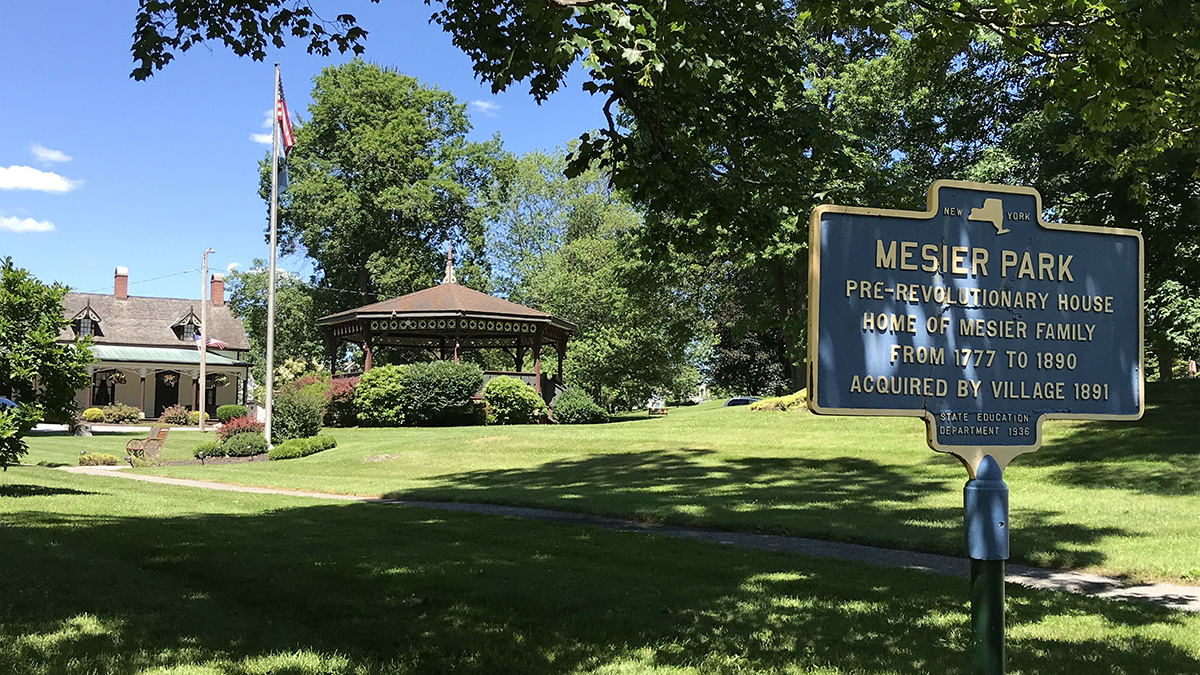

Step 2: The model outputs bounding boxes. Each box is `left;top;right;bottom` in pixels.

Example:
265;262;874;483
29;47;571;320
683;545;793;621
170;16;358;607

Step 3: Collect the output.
160;454;269;467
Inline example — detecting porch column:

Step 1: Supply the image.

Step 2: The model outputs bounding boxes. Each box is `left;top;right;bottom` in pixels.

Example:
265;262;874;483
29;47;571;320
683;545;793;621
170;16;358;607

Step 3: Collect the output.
85;365;95;408
241;374;249;405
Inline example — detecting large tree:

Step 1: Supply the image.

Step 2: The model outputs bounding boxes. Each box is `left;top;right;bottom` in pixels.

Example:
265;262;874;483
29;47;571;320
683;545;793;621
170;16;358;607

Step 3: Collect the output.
225;259;326;384
495;149;711;408
261;59;508;310
0;258;93;469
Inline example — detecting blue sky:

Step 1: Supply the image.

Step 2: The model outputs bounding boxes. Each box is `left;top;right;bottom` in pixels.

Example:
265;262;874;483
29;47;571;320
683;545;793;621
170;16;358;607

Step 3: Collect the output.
0;1;603;300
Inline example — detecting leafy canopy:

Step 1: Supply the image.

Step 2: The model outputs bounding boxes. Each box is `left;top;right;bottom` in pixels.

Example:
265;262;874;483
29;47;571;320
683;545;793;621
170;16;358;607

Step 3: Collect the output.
0;258;93;468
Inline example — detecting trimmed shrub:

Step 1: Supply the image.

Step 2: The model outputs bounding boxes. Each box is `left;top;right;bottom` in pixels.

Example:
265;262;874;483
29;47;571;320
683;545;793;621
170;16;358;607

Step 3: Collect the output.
102;403;143;424
217;415;264;441
222;432;268;457
193;440;224;459
354;365;407;426
483;376;547;425
188;410;210;425
749;389;808;412
81;407;105;423
398;361;483;426
268;434;337;460
324;377;358;427
158;404;191;425
272;386;324;442
79;452;119;466
216;404;247;423
551;388;608;424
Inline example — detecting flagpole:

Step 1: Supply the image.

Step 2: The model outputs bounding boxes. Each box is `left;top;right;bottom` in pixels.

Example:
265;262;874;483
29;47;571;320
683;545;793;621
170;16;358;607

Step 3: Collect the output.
199;247;214;433
265;63;280;447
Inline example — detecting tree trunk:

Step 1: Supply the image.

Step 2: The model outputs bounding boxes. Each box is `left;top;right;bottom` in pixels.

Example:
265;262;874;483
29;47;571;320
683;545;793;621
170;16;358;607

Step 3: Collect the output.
1157;341;1175;380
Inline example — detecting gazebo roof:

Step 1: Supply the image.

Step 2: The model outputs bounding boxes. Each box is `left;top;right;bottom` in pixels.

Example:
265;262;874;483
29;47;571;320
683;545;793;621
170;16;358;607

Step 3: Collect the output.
317;283;575;332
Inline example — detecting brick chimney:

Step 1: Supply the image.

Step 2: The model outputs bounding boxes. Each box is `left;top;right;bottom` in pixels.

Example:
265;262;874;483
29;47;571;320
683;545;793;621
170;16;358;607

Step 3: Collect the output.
210;273;225;306
114;267;128;299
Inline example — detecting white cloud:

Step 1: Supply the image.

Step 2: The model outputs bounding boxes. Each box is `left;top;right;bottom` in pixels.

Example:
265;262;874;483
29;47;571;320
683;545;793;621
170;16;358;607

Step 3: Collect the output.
470;100;501;118
31;144;71;163
0;216;55;233
0;165;82;192
225;262;241;275
250;132;273;145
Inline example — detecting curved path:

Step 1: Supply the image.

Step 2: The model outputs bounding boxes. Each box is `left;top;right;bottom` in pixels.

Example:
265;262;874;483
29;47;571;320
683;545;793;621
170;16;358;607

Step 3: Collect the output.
62;465;1200;613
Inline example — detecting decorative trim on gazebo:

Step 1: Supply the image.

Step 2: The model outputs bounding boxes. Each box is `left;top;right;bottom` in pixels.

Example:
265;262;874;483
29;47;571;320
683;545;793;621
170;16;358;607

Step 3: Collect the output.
317;266;574;403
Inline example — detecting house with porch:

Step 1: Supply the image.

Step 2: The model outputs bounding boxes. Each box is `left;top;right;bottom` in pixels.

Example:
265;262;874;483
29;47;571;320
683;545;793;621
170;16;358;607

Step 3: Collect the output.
58;267;251;419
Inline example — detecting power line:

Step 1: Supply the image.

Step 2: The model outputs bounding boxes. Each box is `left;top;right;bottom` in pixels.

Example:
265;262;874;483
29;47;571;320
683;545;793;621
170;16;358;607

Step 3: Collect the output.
78;268;200;294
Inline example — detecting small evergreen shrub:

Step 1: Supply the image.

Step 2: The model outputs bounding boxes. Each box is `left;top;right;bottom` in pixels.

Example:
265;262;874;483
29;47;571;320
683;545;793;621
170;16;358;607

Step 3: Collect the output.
398;361;483;425
217;415;264;441
551;389;608;424
324;377;358;427
81;407;105;423
159;404;191;425
749;389;808;411
188;410;210;425
268;434;337;460
216;404;247;423
101;403;143;424
222;431;268;457
483;376;547;425
79;452;119;466
354;365;407;426
193;440;223;459
272;386;324;442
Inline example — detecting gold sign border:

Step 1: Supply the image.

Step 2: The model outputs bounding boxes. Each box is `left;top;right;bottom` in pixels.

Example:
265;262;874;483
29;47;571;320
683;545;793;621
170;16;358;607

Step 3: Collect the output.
806;180;1145;477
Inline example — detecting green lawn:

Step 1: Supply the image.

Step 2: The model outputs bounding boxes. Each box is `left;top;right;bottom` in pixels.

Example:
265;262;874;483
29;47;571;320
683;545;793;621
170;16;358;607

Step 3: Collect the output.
23;380;1200;584
2;467;1199;675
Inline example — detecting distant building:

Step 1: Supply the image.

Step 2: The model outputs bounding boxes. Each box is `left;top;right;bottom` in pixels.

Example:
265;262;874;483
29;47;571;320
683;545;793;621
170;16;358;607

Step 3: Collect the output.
58;267;251;418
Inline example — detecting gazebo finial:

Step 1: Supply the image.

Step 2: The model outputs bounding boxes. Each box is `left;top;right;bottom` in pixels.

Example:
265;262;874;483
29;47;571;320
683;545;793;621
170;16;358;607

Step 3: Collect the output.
442;241;457;285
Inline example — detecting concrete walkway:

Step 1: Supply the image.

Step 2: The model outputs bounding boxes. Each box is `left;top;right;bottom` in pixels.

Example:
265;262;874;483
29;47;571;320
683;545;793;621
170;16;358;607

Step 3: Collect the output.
62;465;1200;613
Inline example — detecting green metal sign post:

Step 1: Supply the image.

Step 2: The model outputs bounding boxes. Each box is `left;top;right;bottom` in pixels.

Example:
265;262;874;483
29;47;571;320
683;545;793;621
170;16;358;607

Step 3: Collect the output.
807;181;1143;672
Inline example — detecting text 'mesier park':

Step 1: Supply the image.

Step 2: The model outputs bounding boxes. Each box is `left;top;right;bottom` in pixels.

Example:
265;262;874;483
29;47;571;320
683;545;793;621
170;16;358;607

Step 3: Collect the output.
808;181;1143;467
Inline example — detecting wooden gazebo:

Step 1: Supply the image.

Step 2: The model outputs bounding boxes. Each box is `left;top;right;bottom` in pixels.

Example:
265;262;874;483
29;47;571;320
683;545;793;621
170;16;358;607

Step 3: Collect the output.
316;262;575;403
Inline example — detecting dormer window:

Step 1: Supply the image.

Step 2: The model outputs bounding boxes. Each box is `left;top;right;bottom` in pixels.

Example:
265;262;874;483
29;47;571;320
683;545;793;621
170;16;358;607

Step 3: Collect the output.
171;307;203;342
71;302;102;338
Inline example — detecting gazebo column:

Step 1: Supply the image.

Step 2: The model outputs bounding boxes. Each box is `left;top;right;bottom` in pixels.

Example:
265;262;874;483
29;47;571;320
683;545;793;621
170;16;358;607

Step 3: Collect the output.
532;325;544;396
557;340;565;384
515;340;526;371
363;323;374;372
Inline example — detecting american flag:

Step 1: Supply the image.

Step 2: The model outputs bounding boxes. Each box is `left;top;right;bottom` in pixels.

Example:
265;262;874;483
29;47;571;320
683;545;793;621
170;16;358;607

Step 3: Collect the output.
276;79;294;153
195;334;229;350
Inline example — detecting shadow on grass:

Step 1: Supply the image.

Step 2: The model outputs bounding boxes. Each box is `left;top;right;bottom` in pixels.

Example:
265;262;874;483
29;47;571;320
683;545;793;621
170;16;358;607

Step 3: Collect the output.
0;484;98;498
1023;380;1200;495
387;449;1129;572
0;481;1194;675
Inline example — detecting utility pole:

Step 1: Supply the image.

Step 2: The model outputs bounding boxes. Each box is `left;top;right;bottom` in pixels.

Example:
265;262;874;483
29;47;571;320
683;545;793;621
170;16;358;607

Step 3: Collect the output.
199;247;215;432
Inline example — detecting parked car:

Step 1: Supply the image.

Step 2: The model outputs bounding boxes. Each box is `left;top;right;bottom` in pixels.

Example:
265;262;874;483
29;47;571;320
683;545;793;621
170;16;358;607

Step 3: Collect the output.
724;396;761;407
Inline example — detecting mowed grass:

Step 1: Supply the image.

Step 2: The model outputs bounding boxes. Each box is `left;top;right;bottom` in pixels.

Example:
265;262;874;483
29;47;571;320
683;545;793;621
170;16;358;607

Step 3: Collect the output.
2;467;1200;675
24;380;1200;584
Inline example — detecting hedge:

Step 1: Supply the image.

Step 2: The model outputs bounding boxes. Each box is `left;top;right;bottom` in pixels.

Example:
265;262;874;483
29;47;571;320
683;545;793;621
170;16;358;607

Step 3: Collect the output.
268;434;337;460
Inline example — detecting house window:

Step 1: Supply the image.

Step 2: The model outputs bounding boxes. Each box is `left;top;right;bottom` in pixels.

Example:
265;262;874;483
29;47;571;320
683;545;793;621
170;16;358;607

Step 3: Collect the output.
183;323;196;341
78;317;93;337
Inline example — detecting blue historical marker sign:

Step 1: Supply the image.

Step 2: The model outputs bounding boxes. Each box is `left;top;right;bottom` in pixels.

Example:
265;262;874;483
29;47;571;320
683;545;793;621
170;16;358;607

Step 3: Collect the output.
808;181;1143;471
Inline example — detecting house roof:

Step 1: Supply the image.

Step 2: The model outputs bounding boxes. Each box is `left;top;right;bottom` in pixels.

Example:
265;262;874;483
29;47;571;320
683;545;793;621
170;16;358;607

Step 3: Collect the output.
90;345;249;367
59;293;251;351
318;283;575;331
